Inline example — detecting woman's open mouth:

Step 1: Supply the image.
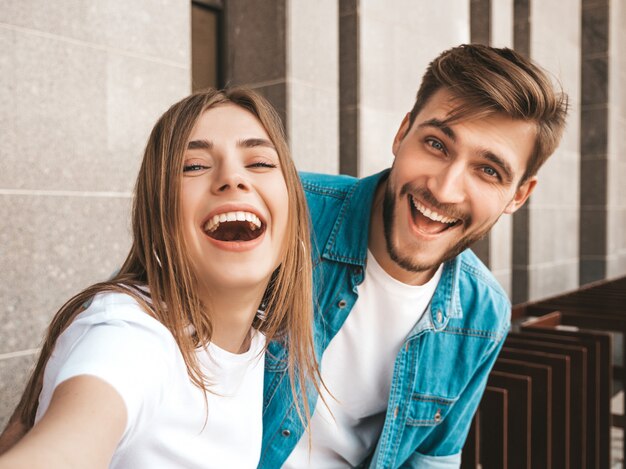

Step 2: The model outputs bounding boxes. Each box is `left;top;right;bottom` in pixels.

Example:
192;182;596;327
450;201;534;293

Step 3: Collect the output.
203;211;266;242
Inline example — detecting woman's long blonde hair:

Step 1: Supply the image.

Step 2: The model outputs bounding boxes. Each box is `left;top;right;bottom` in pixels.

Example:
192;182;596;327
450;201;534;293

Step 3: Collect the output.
17;88;319;428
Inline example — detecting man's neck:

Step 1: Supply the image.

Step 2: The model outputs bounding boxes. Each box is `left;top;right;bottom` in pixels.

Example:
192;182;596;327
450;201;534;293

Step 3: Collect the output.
368;180;440;286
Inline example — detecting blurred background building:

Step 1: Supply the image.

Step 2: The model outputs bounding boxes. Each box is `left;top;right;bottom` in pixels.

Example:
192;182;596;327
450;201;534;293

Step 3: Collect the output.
0;0;625;434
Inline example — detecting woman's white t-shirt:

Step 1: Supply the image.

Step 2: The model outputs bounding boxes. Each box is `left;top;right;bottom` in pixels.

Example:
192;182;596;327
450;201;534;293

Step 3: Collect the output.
35;291;266;468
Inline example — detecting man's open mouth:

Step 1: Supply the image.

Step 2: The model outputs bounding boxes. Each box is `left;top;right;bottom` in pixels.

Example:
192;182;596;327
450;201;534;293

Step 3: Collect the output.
408;195;461;235
203;211;266;242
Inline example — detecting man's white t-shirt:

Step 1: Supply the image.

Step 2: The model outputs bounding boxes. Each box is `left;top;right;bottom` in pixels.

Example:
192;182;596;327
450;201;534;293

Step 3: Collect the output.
35;291;266;468
284;251;442;468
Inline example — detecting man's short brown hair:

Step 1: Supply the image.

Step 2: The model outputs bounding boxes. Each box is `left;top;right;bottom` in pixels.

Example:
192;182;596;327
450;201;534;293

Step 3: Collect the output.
408;44;569;183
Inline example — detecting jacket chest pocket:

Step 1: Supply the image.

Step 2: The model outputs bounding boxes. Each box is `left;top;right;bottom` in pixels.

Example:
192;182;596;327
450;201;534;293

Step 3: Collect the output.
406;394;456;427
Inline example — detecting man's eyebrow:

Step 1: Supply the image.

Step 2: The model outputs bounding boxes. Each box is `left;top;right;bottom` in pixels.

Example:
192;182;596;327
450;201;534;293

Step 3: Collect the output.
481;150;514;183
237;138;276;149
418;118;456;142
187;139;213;150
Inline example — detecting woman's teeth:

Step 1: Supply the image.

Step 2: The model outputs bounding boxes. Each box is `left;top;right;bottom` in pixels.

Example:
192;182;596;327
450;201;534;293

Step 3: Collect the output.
204;211;262;233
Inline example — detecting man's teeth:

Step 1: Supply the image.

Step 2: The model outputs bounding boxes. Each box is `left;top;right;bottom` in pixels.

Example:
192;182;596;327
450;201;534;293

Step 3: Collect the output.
204;211;262;232
412;198;457;224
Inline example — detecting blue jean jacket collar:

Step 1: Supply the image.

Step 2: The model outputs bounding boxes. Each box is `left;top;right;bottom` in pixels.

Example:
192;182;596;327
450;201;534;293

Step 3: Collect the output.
321;168;462;329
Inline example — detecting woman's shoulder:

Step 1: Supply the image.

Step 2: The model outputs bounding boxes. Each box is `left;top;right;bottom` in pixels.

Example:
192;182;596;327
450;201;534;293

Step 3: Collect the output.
69;288;177;351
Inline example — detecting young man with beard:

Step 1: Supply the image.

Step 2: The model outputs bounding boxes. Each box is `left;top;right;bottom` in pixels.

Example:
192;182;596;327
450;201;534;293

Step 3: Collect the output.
259;44;568;468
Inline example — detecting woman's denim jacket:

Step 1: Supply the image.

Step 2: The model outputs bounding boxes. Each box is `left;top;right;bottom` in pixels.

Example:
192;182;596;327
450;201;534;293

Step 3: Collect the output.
259;171;511;468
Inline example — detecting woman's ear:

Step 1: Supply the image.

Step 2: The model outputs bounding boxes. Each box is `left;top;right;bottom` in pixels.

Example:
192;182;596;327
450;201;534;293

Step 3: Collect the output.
392;113;412;156
504;176;537;214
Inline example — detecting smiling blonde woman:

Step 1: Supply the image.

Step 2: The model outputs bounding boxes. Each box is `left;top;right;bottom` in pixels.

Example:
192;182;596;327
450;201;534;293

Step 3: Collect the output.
0;88;320;469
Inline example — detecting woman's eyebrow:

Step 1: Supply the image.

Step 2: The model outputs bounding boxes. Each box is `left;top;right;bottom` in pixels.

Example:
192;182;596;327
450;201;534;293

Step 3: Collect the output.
187;139;213;150
186;139;275;150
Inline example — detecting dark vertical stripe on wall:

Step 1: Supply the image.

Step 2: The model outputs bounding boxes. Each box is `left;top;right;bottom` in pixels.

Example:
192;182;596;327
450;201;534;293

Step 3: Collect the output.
469;0;491;267
339;0;360;176
223;0;289;131
470;0;491;47
579;0;609;285
512;0;531;304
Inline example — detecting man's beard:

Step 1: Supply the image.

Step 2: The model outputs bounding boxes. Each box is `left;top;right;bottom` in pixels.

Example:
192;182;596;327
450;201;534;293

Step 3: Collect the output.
382;182;492;273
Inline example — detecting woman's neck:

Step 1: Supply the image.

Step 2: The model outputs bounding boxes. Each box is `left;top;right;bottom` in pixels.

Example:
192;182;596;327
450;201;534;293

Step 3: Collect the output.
204;286;264;354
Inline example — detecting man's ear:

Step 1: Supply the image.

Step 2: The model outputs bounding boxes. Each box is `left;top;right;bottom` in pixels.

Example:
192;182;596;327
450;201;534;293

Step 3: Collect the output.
392;113;412;156
504;176;537;214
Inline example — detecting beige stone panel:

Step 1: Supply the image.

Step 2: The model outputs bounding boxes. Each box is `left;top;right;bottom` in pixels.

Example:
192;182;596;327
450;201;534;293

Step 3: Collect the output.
491;0;514;48
358;107;399;177
100;0;189;63
288;82;339;173
530;149;580;206
106;52;191;192
288;0;338;87
359;14;469;113
287;0;338;173
2;32;188;193
0;0;107;46
492;270;513;298
0;353;37;430
0;0;189;64
489;215;513;295
607;207;625;261
0;194;132;354
4;32;107;191
529;207;580;265
530;0;581;157
528;259;579;302
489;0;514;297
359;17;396;112
361;0;469;33
0;27;16;178
358;1;470;176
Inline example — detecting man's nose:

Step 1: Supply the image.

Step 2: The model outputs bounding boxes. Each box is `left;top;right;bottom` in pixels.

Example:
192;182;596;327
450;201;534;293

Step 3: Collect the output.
426;162;466;205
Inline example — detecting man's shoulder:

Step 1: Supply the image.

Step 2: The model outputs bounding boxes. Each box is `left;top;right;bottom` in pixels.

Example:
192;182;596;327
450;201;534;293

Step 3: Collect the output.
457;249;509;300
299;172;361;235
299;172;359;199
453;249;511;336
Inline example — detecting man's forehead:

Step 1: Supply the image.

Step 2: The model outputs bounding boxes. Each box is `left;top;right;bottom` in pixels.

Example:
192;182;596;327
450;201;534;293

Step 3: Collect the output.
411;92;537;180
413;89;489;127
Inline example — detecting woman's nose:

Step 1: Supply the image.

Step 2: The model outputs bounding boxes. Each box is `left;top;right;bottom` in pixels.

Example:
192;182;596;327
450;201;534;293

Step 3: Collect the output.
211;162;250;194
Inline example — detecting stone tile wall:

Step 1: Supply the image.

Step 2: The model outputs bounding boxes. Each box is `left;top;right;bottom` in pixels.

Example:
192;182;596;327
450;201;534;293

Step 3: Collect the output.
0;1;190;429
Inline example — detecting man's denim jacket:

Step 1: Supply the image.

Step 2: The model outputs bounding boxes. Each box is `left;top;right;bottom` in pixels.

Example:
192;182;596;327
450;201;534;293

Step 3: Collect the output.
259;171;511;468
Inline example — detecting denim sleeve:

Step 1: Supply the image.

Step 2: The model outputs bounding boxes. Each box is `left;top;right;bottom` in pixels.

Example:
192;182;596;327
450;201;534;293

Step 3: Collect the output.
399;451;461;468
400;330;508;467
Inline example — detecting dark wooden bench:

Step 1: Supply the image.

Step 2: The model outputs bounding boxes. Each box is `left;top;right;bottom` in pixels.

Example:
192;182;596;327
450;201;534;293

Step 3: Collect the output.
461;275;624;468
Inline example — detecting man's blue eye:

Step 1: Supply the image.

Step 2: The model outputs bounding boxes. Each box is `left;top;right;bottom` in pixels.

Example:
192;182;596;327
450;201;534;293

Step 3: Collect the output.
483;167;499;178
427;139;445;152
